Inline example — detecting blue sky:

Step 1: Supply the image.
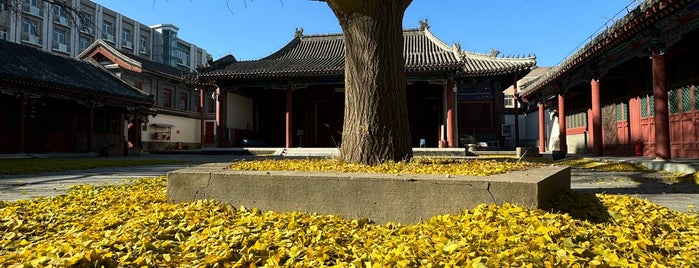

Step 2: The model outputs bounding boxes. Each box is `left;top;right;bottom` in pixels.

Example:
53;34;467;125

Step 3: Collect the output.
92;0;640;67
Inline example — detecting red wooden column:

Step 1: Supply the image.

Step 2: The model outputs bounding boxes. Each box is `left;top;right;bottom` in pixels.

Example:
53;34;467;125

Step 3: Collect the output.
558;93;567;153
18;94;26;153
590;78;603;156
285;85;293;148
627;78;643;145
135;112;141;148
199;87;205;148
446;77;455;148
538;102;546;153
652;48;671;160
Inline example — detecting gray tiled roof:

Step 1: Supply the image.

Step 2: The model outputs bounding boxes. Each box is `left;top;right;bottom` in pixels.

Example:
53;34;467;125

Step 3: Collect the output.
78;39;186;79
201;27;535;80
0;40;153;105
461;50;537;77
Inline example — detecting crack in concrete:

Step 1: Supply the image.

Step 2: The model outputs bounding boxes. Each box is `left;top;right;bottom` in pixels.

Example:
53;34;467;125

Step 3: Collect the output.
194;172;212;200
486;181;498;206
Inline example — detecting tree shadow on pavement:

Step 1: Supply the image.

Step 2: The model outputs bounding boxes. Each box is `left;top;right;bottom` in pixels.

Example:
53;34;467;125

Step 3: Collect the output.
550;190;611;224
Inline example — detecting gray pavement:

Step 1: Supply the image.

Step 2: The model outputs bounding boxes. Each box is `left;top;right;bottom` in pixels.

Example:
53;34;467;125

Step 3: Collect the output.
0;153;697;215
0;153;255;202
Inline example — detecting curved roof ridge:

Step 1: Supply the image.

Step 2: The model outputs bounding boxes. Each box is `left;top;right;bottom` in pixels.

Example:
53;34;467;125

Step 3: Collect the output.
76;39;142;68
462;50;537;62
260;36;303;60
420;26;463;60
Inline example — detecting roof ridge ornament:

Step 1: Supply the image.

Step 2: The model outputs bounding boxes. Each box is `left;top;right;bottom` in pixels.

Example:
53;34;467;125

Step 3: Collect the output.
419;19;429;31
295;28;304;38
490;48;500;58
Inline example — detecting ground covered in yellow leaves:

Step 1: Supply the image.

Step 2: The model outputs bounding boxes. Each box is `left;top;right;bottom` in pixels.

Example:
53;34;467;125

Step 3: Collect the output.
2;177;698;267
230;158;541;176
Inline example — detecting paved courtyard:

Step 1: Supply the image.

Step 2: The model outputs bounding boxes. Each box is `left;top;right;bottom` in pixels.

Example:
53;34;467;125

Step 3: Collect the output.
1;154;697;214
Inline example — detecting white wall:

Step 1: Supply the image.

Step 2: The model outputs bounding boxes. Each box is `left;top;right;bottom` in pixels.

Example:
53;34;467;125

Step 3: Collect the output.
504;108;555;150
226;93;253;130
142;114;201;143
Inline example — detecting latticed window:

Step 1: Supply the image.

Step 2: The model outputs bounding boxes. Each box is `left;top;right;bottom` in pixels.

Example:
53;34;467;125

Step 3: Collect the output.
641;96;648;118
179;92;188;110
163;88;172;108
649;96;655;116
616;104;623;121
669;88;679;114
682;85;693;112
566;112;586;128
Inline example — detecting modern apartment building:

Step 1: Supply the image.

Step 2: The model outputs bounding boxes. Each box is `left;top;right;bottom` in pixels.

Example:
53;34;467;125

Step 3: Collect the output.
0;0;211;73
0;0;216;152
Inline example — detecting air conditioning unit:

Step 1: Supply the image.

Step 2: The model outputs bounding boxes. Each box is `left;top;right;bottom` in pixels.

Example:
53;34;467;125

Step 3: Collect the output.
105;33;114;42
80;27;92;35
58;43;68;52
501;124;512;137
59;17;68;25
28;35;40;44
122;40;132;48
0;31;6;40
139;47;148;54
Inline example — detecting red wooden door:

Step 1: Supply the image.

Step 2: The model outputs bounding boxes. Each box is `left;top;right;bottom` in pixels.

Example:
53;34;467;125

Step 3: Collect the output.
205;122;214;144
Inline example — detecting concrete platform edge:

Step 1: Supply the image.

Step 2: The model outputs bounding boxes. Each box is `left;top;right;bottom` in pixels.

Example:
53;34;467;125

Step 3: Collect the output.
167;164;570;224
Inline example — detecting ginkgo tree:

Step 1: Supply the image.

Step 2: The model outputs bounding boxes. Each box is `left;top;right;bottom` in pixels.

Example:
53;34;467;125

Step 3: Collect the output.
320;0;414;166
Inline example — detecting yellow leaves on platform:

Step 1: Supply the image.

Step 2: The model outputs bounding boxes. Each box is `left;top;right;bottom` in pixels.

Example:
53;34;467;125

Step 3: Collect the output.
230;158;540;176
1;177;698;267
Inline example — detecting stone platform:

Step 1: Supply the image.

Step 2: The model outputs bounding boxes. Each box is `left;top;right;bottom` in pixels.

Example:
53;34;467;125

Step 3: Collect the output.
167;163;570;224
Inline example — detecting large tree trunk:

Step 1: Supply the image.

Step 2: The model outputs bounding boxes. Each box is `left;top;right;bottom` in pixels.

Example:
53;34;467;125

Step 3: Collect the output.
325;0;413;165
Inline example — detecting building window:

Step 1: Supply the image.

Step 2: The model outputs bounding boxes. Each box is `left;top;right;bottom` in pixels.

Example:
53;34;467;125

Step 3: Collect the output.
79;11;92;34
53;27;68;52
23;19;38;35
22;19;40;44
78;36;91;51
24;0;38;7
122;28;132;48
163;88;172;108
179;92;188;110
102;21;113;41
504;95;514;108
53;28;65;44
139;35;148;54
52;5;67;24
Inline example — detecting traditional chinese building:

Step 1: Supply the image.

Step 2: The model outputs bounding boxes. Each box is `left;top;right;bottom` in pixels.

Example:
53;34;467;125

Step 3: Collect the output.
77;39;216;151
0;39;154;154
199;22;536;148
520;0;699;159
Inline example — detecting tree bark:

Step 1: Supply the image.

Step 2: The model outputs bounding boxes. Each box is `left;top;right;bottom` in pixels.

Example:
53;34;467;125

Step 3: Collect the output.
325;0;413;165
